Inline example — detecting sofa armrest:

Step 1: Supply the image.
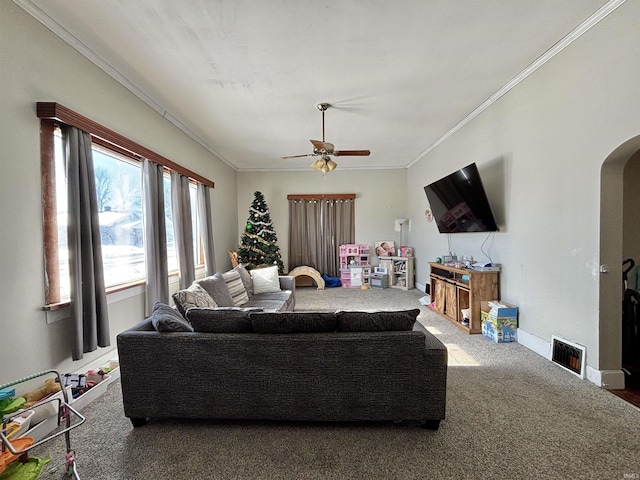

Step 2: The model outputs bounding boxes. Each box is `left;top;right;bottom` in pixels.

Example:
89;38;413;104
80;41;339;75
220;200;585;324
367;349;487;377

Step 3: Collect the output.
413;321;448;352
279;275;295;292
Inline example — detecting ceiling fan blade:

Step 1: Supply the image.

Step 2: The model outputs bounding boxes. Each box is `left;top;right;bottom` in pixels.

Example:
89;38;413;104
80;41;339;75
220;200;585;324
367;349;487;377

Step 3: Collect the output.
333;149;371;156
310;139;334;153
281;153;316;159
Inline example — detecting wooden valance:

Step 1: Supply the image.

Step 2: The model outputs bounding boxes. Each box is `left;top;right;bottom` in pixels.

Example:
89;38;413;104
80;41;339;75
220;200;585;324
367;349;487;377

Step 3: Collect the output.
37;102;214;188
287;194;356;200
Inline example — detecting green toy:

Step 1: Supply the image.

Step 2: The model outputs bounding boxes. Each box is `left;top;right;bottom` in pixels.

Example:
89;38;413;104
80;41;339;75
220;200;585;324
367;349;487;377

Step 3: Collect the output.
0;397;25;416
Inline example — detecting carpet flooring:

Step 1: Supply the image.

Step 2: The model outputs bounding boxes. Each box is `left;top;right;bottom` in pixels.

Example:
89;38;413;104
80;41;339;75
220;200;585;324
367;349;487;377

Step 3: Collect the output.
30;287;640;479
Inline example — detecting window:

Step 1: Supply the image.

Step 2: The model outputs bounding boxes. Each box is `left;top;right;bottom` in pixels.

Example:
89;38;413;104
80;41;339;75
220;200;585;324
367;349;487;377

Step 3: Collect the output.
40;103;214;306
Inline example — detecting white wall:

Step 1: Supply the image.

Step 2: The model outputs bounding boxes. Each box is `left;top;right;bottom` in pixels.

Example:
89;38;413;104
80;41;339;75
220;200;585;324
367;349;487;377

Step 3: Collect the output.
237;169;408;271
407;1;640;370
0;3;238;384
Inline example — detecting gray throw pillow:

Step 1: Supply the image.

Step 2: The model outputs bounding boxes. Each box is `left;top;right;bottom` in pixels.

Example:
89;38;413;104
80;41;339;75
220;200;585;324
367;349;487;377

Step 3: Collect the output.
336;309;420;332
222;269;250;306
234;264;253;296
172;283;217;317
196;273;235;307
186;307;259;333
151;302;194;332
249;311;337;333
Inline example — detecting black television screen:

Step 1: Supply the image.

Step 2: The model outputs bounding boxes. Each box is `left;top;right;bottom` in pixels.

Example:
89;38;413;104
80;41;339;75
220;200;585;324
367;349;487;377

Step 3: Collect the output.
424;163;498;233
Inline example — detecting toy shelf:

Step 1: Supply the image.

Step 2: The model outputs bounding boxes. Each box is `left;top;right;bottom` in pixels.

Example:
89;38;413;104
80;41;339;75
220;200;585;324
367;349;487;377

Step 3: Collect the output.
1;370;86;479
379;256;415;290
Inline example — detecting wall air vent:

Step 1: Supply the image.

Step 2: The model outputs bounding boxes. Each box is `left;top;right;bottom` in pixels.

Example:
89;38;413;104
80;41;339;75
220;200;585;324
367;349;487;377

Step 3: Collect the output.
551;336;586;378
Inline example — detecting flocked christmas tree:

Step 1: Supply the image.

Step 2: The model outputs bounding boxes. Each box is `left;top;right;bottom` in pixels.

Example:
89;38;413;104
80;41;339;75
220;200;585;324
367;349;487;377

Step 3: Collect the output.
237;191;285;274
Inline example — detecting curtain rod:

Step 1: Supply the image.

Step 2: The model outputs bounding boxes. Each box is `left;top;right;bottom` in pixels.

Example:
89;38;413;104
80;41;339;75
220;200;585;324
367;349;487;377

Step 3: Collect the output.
37;102;214;188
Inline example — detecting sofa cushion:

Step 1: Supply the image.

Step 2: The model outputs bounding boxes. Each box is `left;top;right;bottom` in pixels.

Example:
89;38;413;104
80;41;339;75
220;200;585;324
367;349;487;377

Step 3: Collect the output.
251;265;281;295
222;269;249;306
246;290;292;302
234;264;253;296
185;307;260;333
151;302;194;332
172;283;217;317
337;309;420;332
197;273;235;307
250;311;337;333
243;297;290;313
244;290;293;312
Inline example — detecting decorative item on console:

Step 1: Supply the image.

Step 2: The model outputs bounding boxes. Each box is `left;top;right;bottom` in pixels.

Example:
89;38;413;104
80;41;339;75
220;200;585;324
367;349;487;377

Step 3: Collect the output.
448;260;466;269
437;254;465;268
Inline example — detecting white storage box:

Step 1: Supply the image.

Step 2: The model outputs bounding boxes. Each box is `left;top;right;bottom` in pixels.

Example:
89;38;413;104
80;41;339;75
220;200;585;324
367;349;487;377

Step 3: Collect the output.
71;374;111;411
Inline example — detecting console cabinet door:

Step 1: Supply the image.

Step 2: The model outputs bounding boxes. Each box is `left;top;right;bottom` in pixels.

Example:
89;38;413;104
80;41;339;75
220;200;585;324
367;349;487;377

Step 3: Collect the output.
444;282;457;320
433;279;445;314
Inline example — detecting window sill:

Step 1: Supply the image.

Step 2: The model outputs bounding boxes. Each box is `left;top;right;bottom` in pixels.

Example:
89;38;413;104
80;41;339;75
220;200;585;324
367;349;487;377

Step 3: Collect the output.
42;267;204;318
43;279;147;311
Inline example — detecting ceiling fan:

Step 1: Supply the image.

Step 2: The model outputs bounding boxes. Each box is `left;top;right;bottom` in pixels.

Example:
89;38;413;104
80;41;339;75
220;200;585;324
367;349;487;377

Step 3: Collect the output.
281;103;371;173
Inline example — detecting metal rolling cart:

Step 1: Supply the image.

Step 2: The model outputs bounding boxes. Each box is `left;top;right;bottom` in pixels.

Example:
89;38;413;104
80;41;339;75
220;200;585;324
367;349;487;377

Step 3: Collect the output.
1;370;86;479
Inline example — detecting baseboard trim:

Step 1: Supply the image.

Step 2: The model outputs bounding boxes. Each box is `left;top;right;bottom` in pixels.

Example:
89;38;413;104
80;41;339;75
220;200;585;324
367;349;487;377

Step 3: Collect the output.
586;367;625;389
516;328;550;359
517;328;625;389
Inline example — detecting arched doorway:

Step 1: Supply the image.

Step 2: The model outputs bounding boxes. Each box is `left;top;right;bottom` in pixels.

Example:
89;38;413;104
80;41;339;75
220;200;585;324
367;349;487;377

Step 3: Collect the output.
599;134;640;391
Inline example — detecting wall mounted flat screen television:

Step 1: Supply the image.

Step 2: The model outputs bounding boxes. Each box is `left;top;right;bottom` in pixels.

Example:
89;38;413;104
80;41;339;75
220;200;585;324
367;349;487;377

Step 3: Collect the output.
424;163;499;233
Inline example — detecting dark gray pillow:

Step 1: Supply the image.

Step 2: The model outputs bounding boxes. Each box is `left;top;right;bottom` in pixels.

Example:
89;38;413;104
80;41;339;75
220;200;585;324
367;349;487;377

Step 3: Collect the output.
185;307;257;333
249;312;337;333
151;302;194;333
336;309;420;332
196;273;235;307
234;265;253;296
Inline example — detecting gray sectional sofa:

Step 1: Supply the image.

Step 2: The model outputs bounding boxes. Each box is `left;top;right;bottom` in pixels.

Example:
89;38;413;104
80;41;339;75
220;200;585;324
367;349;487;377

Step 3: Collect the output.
172;265;295;315
117;307;448;430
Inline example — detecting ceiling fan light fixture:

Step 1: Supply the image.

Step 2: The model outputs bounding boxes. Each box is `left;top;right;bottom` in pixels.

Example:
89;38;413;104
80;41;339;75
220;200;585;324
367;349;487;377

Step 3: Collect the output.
312;159;324;170
283;102;371;173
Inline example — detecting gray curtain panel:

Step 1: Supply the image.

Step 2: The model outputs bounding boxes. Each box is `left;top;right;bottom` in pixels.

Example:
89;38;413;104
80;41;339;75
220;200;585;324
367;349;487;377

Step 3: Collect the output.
288;199;319;272
142;159;169;315
197;183;216;276
288;198;354;277
170;171;195;289
63;126;110;360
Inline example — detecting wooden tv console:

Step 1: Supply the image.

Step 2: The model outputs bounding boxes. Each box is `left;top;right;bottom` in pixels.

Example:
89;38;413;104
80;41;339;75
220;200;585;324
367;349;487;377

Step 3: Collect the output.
428;263;499;334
